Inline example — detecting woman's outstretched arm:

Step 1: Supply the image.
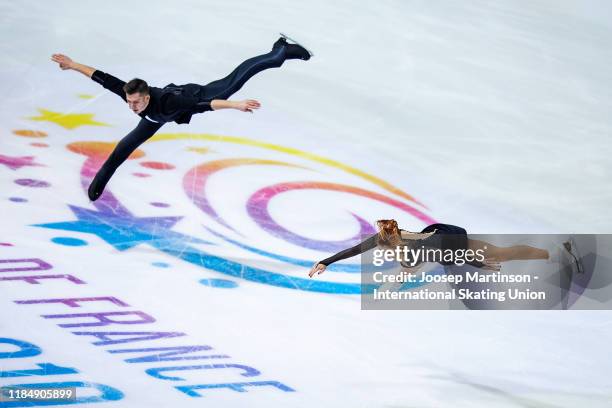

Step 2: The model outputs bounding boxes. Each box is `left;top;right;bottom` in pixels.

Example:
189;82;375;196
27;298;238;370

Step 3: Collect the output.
309;234;379;278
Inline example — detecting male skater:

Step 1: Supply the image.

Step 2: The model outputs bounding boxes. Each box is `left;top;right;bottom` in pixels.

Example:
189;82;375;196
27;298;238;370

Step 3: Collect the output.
51;35;311;201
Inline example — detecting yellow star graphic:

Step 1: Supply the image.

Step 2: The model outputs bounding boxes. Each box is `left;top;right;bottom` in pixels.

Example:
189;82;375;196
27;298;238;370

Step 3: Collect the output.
27;108;109;130
186;146;213;154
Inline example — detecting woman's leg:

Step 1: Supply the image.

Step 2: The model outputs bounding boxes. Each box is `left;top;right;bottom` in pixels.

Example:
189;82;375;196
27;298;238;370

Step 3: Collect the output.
468;239;549;262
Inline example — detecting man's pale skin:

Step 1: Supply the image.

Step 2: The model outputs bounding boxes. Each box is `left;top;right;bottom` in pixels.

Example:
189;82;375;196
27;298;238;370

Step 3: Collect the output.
51;53;261;114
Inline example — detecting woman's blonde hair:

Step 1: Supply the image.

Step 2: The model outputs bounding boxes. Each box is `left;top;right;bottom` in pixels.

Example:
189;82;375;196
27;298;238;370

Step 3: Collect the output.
376;219;402;248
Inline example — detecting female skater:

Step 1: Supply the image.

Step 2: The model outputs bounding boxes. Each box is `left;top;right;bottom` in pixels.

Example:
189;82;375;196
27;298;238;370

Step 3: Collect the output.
308;219;583;277
51;35;311;201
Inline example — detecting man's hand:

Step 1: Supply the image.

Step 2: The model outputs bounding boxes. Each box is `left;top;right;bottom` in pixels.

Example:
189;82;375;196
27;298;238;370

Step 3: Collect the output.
51;54;74;70
308;263;327;278
51;54;95;78
236;99;261;113
210;99;261;113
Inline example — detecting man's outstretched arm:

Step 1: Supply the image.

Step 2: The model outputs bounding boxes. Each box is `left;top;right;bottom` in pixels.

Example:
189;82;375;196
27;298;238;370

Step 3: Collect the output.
51;54;95;77
164;95;261;115
51;53;127;101
211;99;261;113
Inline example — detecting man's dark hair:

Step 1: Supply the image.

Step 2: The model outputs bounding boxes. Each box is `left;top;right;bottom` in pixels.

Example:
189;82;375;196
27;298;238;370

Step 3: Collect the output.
123;78;149;95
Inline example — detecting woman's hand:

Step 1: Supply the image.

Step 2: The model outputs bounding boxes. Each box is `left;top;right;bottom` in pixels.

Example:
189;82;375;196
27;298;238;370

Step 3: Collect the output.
51;53;74;70
236;99;260;113
308;263;326;278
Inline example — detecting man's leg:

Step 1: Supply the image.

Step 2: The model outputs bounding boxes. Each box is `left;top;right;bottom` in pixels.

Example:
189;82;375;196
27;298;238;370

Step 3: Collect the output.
203;39;309;101
88;118;163;201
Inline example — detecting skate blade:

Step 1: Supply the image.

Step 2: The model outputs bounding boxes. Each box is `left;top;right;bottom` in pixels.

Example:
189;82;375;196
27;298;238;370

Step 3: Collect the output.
563;238;584;275
280;32;314;57
568;238;585;274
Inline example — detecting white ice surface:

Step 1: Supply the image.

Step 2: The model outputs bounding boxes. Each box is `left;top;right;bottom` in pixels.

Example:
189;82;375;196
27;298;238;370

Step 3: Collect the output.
1;1;611;407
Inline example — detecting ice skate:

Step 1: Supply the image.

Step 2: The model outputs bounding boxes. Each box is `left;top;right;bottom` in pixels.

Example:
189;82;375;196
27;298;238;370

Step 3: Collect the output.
562;238;584;274
272;36;287;50
88;175;104;201
279;32;313;60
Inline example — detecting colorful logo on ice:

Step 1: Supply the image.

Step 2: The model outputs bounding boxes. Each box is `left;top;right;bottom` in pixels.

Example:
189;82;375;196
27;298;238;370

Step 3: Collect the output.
10;126;437;293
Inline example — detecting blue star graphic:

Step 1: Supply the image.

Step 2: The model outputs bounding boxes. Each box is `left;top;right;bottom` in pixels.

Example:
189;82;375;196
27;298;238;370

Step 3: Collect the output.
33;204;371;294
34;205;209;251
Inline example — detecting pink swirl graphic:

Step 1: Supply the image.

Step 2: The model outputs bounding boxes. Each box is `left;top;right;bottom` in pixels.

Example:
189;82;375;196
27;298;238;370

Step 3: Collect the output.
184;158;308;232
246;181;437;252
